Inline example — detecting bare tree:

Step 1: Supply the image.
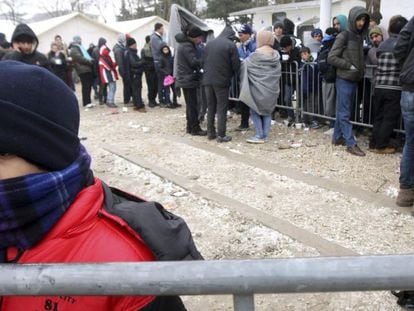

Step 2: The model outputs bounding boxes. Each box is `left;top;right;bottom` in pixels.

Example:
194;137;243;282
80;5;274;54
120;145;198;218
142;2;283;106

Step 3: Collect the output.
0;0;26;24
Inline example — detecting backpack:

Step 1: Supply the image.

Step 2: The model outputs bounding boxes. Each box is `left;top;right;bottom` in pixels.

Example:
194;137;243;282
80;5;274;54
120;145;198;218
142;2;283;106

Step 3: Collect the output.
392;291;414;309
317;47;336;82
317;31;349;83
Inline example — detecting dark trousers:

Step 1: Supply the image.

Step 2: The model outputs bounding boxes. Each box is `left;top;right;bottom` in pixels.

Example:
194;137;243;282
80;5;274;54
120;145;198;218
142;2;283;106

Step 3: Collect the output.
145;69;158;103
205;85;229;137
99;82;107;104
122;77;132;104
155;65;165;104
238;101;250;128
370;88;401;149
131;74;144;108
79;71;93;106
183;88;201;133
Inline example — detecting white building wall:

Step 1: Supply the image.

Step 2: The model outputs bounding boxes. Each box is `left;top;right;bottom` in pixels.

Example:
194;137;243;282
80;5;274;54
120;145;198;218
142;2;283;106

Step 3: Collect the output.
36;16;118;54
251;0;366;31
128;18;169;51
380;0;413;32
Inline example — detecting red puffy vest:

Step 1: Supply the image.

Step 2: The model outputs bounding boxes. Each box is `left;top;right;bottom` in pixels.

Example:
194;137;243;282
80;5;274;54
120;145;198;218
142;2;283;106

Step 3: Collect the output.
1;178;156;311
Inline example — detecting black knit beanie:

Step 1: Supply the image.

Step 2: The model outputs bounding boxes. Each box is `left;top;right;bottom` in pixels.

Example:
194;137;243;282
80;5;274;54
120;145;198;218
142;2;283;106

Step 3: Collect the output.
0;60;80;171
186;25;203;38
126;37;136;47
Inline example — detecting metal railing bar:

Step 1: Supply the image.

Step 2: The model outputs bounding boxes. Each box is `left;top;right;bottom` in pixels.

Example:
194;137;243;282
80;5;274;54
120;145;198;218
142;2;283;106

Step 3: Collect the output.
1;255;414;296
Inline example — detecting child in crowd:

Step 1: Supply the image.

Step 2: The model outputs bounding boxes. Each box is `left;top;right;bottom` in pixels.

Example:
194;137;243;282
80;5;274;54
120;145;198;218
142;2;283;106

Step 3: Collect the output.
300;46;321;128
159;44;177;108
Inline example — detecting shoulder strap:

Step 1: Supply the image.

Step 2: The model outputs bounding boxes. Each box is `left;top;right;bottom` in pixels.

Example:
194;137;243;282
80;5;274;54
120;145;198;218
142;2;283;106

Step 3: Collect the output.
102;182;203;261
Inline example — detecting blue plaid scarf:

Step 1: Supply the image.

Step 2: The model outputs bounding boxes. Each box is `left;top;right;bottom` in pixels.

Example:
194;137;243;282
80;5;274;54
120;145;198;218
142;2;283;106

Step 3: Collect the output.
0;145;91;262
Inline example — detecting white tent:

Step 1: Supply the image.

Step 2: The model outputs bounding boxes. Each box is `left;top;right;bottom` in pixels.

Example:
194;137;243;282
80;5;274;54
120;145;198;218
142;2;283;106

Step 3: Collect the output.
28;13;119;54
109;16;169;51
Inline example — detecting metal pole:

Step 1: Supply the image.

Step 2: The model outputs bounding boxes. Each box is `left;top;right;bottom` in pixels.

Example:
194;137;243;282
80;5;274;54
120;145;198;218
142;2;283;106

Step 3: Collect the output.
234;294;255;311
1;255;414;296
320;0;332;32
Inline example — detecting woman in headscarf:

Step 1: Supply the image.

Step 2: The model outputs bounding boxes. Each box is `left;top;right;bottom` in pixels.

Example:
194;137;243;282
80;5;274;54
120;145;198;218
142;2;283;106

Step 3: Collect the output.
239;30;282;143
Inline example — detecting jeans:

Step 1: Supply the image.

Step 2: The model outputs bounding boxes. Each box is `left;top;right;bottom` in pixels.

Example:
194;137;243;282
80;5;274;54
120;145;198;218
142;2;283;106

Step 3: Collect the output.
334;78;357;147
250;110;272;140
399;91;414;188
106;81;116;104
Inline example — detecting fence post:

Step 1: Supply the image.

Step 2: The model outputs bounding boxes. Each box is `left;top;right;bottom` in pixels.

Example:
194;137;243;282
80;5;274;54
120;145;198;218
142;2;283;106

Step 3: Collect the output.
234;294;255;311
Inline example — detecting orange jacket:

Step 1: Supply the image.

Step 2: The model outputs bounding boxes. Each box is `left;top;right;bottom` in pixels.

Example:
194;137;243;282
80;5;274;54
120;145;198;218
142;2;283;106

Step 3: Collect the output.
1;178;155;311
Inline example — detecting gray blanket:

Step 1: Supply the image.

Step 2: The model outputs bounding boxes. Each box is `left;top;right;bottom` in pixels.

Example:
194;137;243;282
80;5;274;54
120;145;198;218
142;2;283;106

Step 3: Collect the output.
239;51;281;116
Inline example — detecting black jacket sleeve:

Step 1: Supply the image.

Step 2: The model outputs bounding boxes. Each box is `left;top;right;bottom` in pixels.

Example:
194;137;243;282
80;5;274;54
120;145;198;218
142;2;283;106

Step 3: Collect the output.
394;16;414;65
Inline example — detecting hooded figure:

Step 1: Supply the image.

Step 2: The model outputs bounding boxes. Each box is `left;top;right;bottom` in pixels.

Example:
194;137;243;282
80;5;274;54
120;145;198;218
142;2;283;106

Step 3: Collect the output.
3;24;48;68
333;14;349;32
328;6;370;82
327;6;370;157
202;26;240;87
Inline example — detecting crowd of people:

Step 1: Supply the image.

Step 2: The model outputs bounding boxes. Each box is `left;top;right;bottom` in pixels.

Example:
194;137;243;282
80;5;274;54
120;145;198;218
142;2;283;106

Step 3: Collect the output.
0;6;414;310
1;9;413;208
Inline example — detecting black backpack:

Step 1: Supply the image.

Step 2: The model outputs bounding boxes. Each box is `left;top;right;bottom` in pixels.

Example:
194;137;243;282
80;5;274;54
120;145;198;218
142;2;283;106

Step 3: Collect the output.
317;31;349;83
392;291;414;309
317;46;336;82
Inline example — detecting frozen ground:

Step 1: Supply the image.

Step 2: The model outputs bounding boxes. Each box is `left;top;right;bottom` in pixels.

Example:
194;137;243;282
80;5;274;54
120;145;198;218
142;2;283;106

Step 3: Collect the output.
77;85;412;310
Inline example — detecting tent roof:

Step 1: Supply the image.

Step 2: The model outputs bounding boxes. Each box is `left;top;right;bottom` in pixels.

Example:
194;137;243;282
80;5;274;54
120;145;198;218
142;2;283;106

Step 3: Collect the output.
108;16;169;33
28;12;118;36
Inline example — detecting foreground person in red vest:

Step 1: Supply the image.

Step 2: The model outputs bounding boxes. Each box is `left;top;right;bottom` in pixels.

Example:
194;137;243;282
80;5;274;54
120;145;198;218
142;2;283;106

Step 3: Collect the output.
0;60;197;310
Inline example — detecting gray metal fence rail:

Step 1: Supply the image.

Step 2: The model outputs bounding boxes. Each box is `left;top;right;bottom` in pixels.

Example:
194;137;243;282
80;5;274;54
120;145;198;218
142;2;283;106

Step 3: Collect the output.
2;255;414;310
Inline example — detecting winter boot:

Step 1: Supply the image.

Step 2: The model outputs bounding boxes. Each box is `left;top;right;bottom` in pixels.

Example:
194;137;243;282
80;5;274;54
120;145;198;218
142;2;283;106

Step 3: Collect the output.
396;188;414;207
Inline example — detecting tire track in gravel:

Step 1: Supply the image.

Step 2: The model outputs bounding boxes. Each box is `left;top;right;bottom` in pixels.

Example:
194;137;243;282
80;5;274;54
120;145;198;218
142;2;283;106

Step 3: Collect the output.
105;145;356;257
167;135;409;215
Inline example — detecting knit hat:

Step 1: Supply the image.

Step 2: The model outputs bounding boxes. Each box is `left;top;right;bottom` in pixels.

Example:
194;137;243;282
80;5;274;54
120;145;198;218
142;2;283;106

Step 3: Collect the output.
0;61;80;171
117;33;127;46
126;37;136;47
280;35;293;48
273;21;284;30
186;25;203;38
238;24;252;35
370;11;383;25
369;26;383;37
256;30;274;48
72;35;81;43
311;28;323;38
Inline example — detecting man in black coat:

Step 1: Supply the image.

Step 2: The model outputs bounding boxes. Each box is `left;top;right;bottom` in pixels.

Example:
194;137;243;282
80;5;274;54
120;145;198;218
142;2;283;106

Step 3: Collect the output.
3;24;49;69
202;26;240;142
174;25;207;136
394;15;414;207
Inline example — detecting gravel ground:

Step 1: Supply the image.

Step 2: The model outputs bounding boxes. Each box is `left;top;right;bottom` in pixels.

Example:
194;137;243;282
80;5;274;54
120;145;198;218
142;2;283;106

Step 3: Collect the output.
77;84;411;310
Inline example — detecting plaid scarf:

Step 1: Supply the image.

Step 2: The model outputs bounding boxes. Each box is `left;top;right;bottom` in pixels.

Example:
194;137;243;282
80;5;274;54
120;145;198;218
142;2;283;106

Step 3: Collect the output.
0;145;91;262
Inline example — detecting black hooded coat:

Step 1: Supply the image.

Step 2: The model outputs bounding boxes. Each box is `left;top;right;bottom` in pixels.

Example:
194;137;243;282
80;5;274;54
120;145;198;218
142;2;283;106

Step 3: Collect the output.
3;24;49;68
202;26;240;87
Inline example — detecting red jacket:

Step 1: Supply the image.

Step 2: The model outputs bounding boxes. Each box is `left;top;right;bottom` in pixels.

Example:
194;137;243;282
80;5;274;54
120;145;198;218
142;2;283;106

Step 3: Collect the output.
1;178;156;311
99;45;118;84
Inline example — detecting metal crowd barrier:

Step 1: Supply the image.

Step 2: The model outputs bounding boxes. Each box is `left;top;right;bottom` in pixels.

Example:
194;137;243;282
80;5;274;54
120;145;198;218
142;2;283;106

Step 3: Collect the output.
231;61;405;133
1;255;414;310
